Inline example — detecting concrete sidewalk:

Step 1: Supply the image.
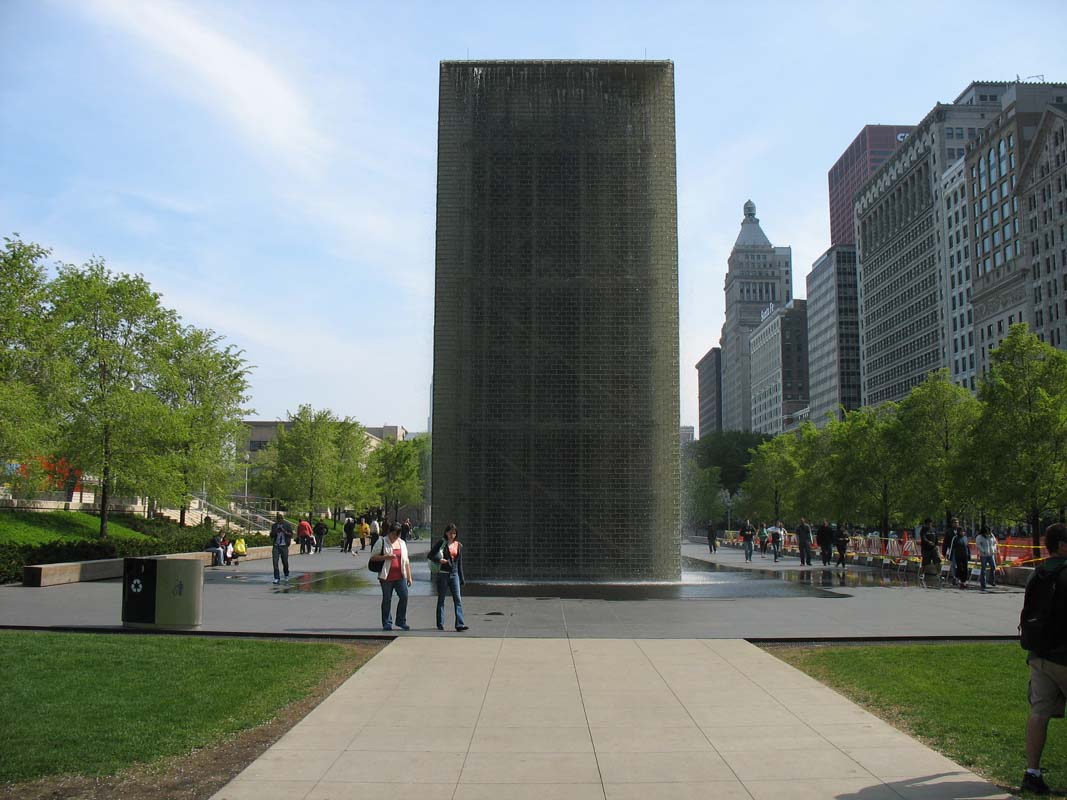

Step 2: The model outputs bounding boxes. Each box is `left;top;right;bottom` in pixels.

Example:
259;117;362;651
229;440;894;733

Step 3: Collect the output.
211;638;1010;800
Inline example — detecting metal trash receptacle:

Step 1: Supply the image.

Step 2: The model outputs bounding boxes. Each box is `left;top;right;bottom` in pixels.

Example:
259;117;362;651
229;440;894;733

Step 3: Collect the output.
122;558;203;628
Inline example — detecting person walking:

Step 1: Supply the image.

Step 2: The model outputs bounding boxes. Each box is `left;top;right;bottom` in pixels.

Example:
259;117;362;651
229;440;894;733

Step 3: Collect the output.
358;517;370;551
757;523;769;558
297;517;314;554
770;521;783;562
816;520;834;566
796;518;814;566
313;518;328;553
976;526;998;590
369;523;411;631
342;515;355;552
949;523;971;589
833;525;849;567
270;513;293;585
919;518;940;577
1021;523;1067;795
429;523;468;632
707;522;718;554
369;517;381;548
739;519;756;562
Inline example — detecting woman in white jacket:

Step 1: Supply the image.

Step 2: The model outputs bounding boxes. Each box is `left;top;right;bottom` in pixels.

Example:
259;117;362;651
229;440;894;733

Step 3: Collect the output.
369;523;412;631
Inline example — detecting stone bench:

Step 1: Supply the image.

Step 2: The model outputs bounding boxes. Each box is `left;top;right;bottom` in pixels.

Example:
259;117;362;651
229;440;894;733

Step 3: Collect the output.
22;543;299;587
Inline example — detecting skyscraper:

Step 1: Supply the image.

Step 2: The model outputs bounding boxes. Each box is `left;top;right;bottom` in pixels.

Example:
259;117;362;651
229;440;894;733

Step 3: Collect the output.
805;245;860;425
695;345;722;438
750;300;809;435
431;61;680;581
828;125;914;246
719;201;792;431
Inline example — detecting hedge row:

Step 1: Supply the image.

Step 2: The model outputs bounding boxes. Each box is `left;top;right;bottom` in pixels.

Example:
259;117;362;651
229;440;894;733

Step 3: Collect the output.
0;515;352;584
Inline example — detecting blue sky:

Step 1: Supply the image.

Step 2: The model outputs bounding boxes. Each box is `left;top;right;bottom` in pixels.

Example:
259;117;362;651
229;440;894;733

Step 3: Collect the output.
3;1;1066;431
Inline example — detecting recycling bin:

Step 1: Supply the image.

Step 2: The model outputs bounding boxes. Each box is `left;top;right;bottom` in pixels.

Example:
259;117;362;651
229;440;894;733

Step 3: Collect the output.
122;557;203;628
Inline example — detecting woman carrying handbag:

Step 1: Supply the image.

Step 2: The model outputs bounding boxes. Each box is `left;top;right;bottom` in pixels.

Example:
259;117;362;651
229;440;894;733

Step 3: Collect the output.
428;523;468;632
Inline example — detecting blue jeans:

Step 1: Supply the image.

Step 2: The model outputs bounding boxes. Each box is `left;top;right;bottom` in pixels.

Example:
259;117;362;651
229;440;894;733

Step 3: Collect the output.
436;571;465;629
743;540;753;560
980;555;997;588
380;579;408;629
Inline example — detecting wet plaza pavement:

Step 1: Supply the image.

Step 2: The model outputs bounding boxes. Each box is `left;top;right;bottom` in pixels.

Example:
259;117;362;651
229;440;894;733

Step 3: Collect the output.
0;538;1025;639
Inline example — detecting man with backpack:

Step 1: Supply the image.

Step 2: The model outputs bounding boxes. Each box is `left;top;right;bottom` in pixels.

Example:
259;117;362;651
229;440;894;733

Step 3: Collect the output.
1020;522;1067;794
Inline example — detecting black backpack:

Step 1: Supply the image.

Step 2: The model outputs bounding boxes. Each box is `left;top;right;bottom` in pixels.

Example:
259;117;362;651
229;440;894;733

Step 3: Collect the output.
1020;563;1067;654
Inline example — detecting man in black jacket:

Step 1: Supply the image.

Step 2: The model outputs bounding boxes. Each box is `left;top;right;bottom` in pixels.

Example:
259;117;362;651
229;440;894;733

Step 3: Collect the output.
739;520;756;562
816;520;834;566
270;513;294;584
796;518;814;566
1021;523;1067;795
313;518;328;553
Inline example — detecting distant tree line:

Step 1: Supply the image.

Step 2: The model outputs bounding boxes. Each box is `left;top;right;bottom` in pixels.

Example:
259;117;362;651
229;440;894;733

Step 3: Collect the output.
684;326;1067;548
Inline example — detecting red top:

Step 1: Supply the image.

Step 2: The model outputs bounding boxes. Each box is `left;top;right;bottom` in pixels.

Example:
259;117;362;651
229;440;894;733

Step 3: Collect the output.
386;550;403;581
298;520;313;537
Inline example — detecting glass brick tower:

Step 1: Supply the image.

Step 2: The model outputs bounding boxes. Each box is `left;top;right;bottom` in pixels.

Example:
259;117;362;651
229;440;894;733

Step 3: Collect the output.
431;61;680;581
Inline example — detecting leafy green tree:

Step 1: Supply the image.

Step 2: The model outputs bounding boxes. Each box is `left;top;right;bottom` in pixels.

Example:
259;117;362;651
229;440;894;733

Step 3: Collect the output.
742;434;799;522
49;260;177;537
154;326;250;524
896;370;980;526
371;439;422;523
968;325;1067;546
0;238;54;473
682;457;724;529
828;404;906;535
272;405;339;516
689;430;771;494
791;421;838;522
329;418;376;524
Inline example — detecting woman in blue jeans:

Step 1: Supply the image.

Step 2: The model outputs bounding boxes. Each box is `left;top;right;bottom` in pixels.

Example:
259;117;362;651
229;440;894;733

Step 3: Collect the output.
430;523;468;631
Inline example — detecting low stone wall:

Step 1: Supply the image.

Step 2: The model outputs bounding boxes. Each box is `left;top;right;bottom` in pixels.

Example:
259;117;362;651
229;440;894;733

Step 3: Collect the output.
22;543;299;588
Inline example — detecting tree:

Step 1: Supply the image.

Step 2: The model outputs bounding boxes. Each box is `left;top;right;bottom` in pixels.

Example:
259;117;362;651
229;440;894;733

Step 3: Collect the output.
329;418;376;524
791;421;838;522
742;434;799;522
49;260;177;537
828;404;906;535
896;370;980;526
682;457;724;529
689;430;771;494
371;439;422;523
0;238;53;473
153;325;250;524
272;405;339;516
968;325;1067;547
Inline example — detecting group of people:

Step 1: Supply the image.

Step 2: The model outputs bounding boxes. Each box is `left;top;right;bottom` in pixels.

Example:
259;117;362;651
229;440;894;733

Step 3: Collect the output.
732;518;851;567
205;533;246;566
918;517;999;590
364;521;468;632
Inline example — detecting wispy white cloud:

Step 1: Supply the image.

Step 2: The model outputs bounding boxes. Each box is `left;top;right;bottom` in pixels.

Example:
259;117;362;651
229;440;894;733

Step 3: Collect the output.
81;0;331;178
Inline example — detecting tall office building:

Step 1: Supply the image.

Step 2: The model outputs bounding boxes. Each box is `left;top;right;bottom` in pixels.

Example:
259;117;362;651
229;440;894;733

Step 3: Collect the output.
854;98;999;405
941;155;977;390
719;201;792;431
965;83;1067;374
1018;104;1067;351
750;300;809;435
695;345;722;438
431;61;680;581
805;245;860;425
828;125;914;246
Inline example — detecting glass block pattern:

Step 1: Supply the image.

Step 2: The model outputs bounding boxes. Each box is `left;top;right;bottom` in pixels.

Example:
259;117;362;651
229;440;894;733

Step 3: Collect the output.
432;61;680;581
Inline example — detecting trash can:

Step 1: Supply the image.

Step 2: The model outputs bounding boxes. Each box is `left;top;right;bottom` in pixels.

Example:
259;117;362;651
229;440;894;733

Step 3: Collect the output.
122;558;203;628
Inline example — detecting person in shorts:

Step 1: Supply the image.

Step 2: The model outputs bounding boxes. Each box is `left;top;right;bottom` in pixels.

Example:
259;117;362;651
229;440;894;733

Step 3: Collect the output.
1022;522;1067;794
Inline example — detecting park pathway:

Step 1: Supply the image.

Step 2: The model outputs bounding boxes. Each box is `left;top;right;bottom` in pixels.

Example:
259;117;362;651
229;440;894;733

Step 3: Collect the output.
210;638;1009;800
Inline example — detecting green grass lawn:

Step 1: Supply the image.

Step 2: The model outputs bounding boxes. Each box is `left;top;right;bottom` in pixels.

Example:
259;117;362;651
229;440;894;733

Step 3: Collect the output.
0;630;370;783
0;510;150;545
772;642;1063;793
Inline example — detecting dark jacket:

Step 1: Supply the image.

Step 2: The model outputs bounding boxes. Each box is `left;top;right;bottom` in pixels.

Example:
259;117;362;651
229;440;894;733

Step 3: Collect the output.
815;525;833;548
796;523;813;545
271;521;293;547
1026;557;1067;665
920;526;939;558
313;520;329;538
739;523;755;542
429;538;465;585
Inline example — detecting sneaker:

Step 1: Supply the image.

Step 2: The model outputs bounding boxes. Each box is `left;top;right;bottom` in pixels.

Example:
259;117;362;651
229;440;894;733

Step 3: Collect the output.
1022;770;1051;795
272;578;280;584
456;625;469;632
437;625;444;631
382;625;393;631
397;624;410;631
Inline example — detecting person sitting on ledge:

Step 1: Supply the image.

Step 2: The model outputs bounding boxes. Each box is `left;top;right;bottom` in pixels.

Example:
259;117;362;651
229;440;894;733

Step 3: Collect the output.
206;534;225;567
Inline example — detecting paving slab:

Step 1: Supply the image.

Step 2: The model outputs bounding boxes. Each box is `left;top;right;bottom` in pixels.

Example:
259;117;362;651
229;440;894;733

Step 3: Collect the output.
209;638;1011;800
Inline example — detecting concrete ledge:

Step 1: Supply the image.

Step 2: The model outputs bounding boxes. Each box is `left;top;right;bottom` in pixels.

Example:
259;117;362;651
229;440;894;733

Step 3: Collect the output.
22;543;298;588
